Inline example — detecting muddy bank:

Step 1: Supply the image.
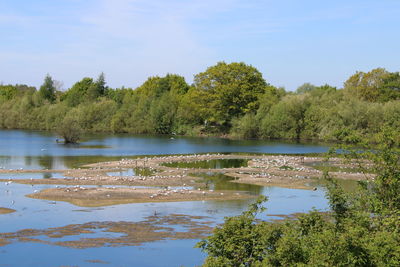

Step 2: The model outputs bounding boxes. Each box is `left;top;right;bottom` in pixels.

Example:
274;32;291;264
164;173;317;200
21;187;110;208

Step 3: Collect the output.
0;214;214;248
1;154;374;206
27;187;252;207
0;208;15;215
82;154;374;189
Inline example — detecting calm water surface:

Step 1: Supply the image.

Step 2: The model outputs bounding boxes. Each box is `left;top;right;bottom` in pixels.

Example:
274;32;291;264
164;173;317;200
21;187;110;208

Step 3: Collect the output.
0;130;328;170
162;158;249;169
0;130;332;266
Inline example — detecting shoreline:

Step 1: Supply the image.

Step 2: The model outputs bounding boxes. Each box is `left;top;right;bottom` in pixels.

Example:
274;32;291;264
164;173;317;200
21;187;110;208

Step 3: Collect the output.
0;128;339;144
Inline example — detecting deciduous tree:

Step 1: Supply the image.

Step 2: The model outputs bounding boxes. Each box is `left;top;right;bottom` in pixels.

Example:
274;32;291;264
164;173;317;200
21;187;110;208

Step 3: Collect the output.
39;74;56;103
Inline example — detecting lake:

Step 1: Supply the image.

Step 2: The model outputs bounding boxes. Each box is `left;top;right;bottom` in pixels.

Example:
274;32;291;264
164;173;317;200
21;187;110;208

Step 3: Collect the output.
0;130;332;266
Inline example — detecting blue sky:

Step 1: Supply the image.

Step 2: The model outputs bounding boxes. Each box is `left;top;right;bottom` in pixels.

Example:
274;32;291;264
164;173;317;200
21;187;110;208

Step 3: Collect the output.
0;0;399;91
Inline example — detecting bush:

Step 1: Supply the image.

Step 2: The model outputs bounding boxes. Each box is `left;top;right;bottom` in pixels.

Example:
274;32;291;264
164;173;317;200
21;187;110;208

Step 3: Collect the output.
230;113;259;139
57;115;82;144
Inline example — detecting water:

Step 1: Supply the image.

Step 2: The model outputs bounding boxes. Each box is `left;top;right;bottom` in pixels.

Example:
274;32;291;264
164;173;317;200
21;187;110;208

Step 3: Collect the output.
0;129;328;170
192;172;263;194
0;129;333;266
0;172;66;180
0;240;205;267
107;167;155;177
162;158;249;169
304;160;366;174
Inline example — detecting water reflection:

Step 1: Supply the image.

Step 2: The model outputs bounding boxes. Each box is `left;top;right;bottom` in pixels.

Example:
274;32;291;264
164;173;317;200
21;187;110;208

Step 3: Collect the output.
0;172;66;179
193;172;262;194
107;168;155;177
304;161;366;174
162;158;248;169
310;178;360;192
0;129;328;170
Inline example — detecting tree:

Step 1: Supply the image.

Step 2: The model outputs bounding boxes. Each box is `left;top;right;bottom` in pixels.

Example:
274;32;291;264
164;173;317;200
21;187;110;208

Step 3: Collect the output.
135;74;189;97
358;127;400;214
296;83;317;94
344;68;400;102
196;196;269;267
96;72;106;96
63;77;94;106
0;85;18;101
230;113;259;139
193;62;268;129
87;72;107;100
260;94;310;140
119;74;189;135
39;74;56;103
176;87;212;127
149;93;177;134
56;113;82;144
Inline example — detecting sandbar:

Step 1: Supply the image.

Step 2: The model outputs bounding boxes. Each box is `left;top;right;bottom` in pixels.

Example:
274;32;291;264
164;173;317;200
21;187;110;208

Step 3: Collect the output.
0;207;15;215
0;153;374;206
27;187;252;207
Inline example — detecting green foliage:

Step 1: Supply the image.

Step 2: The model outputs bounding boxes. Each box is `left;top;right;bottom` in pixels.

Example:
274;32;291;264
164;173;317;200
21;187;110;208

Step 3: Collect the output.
96;72;107;96
110;111;127;133
356;128;400;214
76;99;117;132
63;77;90;106
114;74;189;134
86;72;108;100
230;113;259;139
196;196;268;267
107;87;130;105
44;103;69;130
344;68;400;102
56;113;82;144
149;93;177;134
0;85;18;102
176;87;212;129
296;82;317;94
193;62;268;129
39;74;56;103
135;74;189;97
260;94;309;140
0;66;399;143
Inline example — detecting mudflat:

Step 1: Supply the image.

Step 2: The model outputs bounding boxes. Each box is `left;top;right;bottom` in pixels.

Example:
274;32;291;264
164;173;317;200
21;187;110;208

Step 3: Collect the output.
27;187;251;207
0;154;373;206
0;208;15;215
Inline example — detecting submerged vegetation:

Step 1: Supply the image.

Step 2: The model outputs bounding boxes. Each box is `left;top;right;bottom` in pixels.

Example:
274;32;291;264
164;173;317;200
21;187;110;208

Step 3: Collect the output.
1;64;400;144
197;131;400;266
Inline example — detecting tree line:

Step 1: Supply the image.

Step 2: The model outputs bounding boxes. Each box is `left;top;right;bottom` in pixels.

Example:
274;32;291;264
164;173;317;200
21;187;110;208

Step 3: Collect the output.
1;62;399;143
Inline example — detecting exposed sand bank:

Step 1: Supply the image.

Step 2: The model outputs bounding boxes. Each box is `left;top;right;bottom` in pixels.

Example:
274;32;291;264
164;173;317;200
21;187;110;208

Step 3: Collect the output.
0;214;214;248
0;153;373;206
0;208;15;215
27;187;252;207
